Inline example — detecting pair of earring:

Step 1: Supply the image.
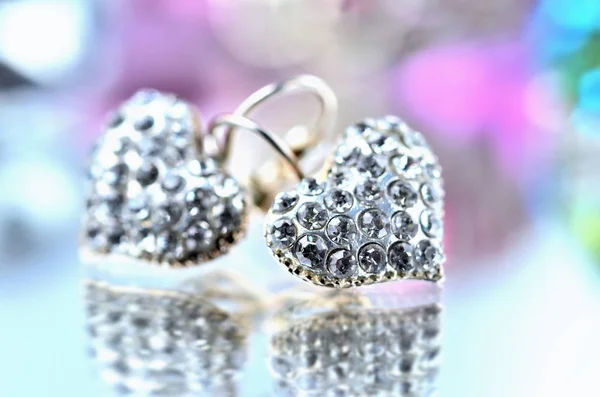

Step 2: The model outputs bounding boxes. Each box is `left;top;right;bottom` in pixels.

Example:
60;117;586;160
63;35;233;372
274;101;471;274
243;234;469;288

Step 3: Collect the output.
81;75;445;288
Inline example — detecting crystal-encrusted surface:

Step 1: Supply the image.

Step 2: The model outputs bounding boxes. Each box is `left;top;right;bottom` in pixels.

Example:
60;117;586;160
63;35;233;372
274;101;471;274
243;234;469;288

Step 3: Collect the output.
82;90;248;266
265;116;445;287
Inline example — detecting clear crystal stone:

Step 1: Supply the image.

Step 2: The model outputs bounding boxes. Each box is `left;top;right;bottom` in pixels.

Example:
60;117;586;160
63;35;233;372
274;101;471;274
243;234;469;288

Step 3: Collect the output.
211;202;242;234
185;187;218;211
391;155;422;179
357;155;385;178
420;183;442;207
272;192;299;213
335;144;362;166
161;172;184;192
295;234;328;269
297;202;328;230
366;130;398;154
423;163;442;179
358;209;388;239
391;211;418;240
210;175;240;198
324;189;353;213
188;158;218;176
355;180;383;204
329;170;351;188
420;210;442;238
326;249;357;278
358;243;387;274
103;163;128;186
270;219;297;248
388;181;418;208
326;216;357;245
136;162;158;186
298;178;325;196
127;196;151;222
153;203;182;229
184;222;214;252
388;241;414;272
414;240;440;271
402;130;427;148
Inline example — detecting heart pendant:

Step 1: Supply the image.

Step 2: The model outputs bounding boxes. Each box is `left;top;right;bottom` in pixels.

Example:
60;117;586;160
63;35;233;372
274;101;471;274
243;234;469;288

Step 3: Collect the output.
265;116;444;288
81;90;248;266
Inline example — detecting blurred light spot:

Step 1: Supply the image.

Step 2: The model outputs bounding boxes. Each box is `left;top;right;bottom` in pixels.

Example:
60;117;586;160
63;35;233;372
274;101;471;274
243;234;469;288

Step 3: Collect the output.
578;68;600;112
524;71;566;135
571;106;600;138
0;1;89;83
539;0;600;31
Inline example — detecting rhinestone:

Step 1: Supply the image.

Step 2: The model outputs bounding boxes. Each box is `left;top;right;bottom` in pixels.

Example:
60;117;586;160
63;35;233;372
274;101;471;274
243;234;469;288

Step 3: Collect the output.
326;249;357;278
335;144;362;166
324;189;353;213
107;112;124;128
329;169;351;188
420;210;442;238
421;183;442;207
136;162;158;186
358;209;388;239
358;243;387;274
161;146;182;166
134;115;154;131
388;242;414;272
269;219;297;248
127;196;151;222
295;234;327;269
211;202;243;234
415;240;441;271
272;192;299;213
355;180;382;204
357;155;385;178
391;155;422;179
403;130;427;148
184;222;214;252
155;231;178;255
210;175;240;198
367;130;398;154
391;211;418;240
297;203;328;230
346;122;370;137
103;163;128;186
153;203;182;229
298;178;324;195
185;188;218;211
388;181;418;208
423;163;442;179
326;216;357;245
188;158;218;176
161;172;184;192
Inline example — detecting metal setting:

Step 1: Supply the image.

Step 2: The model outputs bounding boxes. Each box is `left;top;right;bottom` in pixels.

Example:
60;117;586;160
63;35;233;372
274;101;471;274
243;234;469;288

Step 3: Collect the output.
81;90;249;267
211;74;338;163
264;116;445;288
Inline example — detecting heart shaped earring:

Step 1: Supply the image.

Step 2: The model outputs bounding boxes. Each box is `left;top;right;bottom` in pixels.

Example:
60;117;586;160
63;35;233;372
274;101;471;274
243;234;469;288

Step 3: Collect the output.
264;116;445;288
81;75;337;268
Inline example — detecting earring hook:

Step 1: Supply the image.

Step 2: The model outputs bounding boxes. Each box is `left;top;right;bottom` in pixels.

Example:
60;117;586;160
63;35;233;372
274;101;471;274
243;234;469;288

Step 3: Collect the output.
210;74;338;164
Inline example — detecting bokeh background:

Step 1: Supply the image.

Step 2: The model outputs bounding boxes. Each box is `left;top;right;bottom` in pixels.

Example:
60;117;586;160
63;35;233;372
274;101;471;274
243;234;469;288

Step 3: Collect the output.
0;0;599;396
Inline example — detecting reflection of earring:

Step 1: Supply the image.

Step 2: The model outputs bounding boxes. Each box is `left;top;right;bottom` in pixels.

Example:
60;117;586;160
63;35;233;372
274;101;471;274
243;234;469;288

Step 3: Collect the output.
84;278;257;394
264;116;445;288
81;75;337;268
268;288;442;396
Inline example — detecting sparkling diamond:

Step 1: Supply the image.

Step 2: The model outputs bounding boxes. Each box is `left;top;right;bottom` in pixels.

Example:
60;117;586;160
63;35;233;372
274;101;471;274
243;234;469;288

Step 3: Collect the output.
388;181;418;208
329;170;351;188
415;240;441;271
188;158;218;176
184;222;214;252
269;219;297;248
185;187;218;211
421;183;442;207
136;162;158;186
137;137;163;156
423;163;442;179
272;192;299;213
127;196;151;222
391;211;418;240
402;130;427;148
103;163;128;186
324;189;353;213
298;178;325;196
153;203;182;229
335;144;362;166
358;209;388;239
367;130;398;154
295;234;327;269
134;115;154;131
357;155;385;178
326;249;357;278
161;172;184;192
326;216;357;245
420;210;442;238
358;243;387;274
297;203;328;230
391;155;422;179
155;231;178;256
210;175;240;198
388;242;414;272
211;202;242;234
355;180;383;204
345;122;370;137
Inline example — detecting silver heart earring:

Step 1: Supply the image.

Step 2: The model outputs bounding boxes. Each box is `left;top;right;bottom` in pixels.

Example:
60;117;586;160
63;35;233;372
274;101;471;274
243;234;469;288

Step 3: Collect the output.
264;115;445;288
80;75;337;268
